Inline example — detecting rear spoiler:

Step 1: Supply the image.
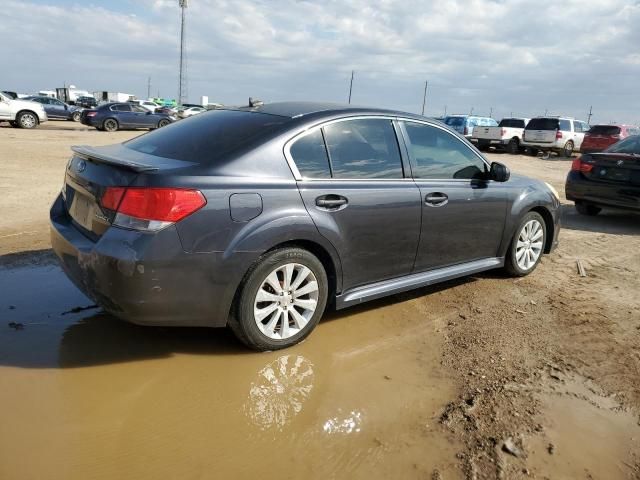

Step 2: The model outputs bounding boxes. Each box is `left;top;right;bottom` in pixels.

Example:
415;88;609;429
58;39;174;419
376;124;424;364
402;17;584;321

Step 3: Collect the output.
71;145;160;172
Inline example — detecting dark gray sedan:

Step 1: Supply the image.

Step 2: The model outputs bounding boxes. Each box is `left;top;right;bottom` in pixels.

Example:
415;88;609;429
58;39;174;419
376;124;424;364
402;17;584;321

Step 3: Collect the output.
50;102;560;350
80;102;174;132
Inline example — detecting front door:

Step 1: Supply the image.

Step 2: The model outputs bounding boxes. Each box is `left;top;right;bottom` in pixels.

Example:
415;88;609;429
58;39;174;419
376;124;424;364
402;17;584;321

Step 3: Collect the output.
399;120;508;271
289;118;422;291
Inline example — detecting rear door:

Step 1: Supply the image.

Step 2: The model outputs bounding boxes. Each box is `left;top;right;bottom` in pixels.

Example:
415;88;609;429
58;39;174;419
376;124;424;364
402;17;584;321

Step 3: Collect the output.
399;120;508;271
130;104;152;127
289;117;422;291
50;98;68;119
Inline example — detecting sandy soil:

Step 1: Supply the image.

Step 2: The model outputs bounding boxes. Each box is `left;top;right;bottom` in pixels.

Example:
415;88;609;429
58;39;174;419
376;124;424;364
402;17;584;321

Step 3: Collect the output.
1;121;639;479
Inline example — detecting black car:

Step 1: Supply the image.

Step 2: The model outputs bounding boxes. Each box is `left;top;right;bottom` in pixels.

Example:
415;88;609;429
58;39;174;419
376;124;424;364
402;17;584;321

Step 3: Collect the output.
80;102;175;131
51;102;560;350
23;96;82;121
75;96;98;109
566;135;640;215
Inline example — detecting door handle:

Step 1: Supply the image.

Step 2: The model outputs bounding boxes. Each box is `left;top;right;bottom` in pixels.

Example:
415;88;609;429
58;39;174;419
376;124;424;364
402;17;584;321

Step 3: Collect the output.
425;192;449;207
316;195;348;210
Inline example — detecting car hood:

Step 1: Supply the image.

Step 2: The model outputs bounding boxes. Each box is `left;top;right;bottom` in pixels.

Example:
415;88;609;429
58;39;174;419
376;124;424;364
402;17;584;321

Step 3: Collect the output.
15;99;46;111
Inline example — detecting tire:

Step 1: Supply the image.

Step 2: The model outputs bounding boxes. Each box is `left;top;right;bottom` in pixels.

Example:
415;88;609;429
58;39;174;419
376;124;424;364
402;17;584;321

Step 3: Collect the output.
526;147;538;156
575;202;601;216
229;247;328;351
504;211;546;277
562;141;574;158
507;138;519;155
103;118;118;132
71;111;81;122
16;111;38;129
157;119;170;128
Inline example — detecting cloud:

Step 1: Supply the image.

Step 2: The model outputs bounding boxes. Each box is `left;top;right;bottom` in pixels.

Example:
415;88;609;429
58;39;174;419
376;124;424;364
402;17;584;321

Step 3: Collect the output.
2;0;639;123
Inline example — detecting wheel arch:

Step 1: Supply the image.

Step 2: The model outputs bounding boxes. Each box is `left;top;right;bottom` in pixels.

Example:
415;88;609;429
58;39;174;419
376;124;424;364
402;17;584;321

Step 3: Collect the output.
16;109;40;124
529;206;555;254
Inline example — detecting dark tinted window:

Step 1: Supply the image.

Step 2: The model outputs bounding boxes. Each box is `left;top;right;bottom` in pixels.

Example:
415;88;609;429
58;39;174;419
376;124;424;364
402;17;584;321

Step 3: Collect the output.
606;135;640;154
323;119;403;179
125;110;288;163
289;129;331;178
499;118;525;128
559;119;571;131
588;125;621;136
111;104;131;112
402;122;487;180
444;116;465;127
526;118;559;130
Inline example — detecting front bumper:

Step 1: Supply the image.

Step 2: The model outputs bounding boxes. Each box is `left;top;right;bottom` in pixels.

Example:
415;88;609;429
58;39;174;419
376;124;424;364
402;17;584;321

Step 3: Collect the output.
49;193;249;327
565;171;640;211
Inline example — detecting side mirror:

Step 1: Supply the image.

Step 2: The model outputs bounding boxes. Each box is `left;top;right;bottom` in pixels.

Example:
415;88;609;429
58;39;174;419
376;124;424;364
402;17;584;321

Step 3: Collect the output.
489;162;510;182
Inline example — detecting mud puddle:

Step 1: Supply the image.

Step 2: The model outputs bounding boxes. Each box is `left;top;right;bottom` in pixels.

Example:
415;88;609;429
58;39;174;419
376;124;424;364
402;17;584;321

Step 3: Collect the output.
0;263;461;480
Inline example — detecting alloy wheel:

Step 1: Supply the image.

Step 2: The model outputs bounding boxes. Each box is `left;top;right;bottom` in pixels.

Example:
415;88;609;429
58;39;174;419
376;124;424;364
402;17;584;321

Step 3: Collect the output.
253;263;319;340
20;113;36;128
515;219;544;271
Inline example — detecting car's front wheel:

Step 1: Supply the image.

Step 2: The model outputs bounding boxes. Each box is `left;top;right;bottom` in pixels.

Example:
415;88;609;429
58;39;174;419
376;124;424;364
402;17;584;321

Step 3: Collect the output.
504;211;546;277
71;111;81;122
229;247;328;351
157;119;170;128
17;111;38;129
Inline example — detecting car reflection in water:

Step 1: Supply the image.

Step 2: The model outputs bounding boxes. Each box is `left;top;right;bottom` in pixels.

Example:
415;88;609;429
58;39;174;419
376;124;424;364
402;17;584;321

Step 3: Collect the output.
244;355;314;431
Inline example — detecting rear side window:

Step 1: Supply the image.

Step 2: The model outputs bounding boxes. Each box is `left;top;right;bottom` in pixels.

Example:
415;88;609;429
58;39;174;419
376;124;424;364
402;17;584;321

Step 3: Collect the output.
526;118;559;130
111;104;131;112
589;125;621;136
402;122;487;180
125;110;289;163
559;119;571;132
289;130;331;178
499;119;525;128
323;119;403;179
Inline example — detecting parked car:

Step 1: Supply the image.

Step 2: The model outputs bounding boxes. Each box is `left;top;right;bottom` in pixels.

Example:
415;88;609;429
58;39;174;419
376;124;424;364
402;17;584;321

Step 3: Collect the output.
80;102;175;132
566;135;640;215
580;124;640;154
0;91;48;128
443;115;498;139
472;117;530;154
155;105;178;115
2;91;18;99
23;96;83;122
521;117;589;157
50;102;560;350
75;96;98;109
129;100;162;112
177;106;206;118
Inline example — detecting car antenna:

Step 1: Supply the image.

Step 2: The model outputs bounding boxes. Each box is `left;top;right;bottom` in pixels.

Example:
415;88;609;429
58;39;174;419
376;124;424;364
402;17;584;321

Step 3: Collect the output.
248;97;264;108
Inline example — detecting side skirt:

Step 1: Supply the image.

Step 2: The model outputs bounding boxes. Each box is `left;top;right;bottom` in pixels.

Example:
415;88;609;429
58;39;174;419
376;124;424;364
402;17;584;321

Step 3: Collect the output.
335;257;504;309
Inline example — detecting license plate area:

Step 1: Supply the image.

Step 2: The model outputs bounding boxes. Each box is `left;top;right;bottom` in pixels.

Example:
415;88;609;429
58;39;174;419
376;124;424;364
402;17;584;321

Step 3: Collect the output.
597;167;630;182
69;191;94;231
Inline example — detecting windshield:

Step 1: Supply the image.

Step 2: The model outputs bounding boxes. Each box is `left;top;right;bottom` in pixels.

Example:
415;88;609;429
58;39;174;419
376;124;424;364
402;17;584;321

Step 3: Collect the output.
605;135;640;154
125;109;289;163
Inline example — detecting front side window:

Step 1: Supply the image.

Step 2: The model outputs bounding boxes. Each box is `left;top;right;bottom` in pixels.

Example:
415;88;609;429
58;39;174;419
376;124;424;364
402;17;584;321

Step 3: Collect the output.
289;129;331;178
323;119;403;179
402;121;487;180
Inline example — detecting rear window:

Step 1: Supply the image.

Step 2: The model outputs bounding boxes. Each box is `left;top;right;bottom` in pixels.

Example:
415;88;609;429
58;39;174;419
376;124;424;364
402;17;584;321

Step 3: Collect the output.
499;118;525;128
444;117;465;127
606;135;640;154
526;118;559;130
125;110;289;163
588;125;621;136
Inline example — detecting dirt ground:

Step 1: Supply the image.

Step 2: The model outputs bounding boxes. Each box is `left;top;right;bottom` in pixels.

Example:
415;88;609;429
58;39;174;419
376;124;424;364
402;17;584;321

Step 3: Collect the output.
1;121;639;479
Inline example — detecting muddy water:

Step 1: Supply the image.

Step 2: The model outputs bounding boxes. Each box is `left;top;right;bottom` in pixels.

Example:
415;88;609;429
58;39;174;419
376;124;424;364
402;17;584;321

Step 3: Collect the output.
0;263;461;480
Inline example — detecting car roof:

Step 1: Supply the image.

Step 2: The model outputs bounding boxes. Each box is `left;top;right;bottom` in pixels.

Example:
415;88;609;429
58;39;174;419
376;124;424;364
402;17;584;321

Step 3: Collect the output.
231;101;422;120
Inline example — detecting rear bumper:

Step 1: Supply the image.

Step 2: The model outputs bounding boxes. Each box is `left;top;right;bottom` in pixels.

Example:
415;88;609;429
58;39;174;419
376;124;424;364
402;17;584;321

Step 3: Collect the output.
474;138;509;146
521;140;561;151
49;193;252;327
565;171;640;211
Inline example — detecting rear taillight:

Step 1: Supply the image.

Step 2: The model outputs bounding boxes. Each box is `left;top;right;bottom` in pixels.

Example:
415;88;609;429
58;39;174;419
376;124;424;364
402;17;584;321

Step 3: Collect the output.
571;156;593;173
556;130;563;139
501;128;506;136
86;111;97;117
101;187;206;231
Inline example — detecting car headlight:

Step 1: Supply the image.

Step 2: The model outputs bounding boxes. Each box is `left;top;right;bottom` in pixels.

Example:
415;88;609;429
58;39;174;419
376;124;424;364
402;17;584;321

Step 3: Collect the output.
544;182;560;200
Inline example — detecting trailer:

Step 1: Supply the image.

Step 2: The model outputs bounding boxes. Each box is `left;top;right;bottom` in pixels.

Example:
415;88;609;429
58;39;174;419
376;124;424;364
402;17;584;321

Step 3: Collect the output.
93;91;137;104
55;87;91;105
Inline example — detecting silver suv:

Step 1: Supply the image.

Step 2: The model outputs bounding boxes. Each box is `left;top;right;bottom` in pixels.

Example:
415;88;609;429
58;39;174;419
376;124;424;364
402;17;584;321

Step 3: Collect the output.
0;91;48;128
522;117;589;157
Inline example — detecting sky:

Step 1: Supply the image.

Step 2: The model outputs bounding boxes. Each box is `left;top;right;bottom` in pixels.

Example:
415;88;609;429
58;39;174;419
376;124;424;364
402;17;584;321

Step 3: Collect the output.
2;0;639;124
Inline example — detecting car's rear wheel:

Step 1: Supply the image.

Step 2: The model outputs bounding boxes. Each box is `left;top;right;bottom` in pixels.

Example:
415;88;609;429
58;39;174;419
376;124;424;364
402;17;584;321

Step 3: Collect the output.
562;141;574;157
504;211;546;277
71;111;81;122
157;119;170;128
229;247;328;351
17;111;38;129
507;138;519;155
103;118;118;132
575;202;601;216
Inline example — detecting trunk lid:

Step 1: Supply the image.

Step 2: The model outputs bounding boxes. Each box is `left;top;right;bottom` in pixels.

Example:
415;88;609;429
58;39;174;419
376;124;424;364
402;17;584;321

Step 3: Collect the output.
63;144;197;241
580;153;640;185
473;126;503;140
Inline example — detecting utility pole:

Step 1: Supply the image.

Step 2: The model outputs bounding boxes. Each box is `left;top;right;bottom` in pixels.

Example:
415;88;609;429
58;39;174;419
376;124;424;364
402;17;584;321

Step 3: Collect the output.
470;106;474;115
178;0;189;105
348;70;354;104
544;108;548;116
489;106;493;118
444;105;447;116
147;76;151;99
421;80;428;116
587;106;593;124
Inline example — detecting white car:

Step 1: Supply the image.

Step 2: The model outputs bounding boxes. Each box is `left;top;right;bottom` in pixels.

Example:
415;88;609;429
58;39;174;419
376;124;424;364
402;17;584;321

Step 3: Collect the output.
472;117;530;154
521;117;589;157
177;106;206;119
0;91;48;128
131;100;162;112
